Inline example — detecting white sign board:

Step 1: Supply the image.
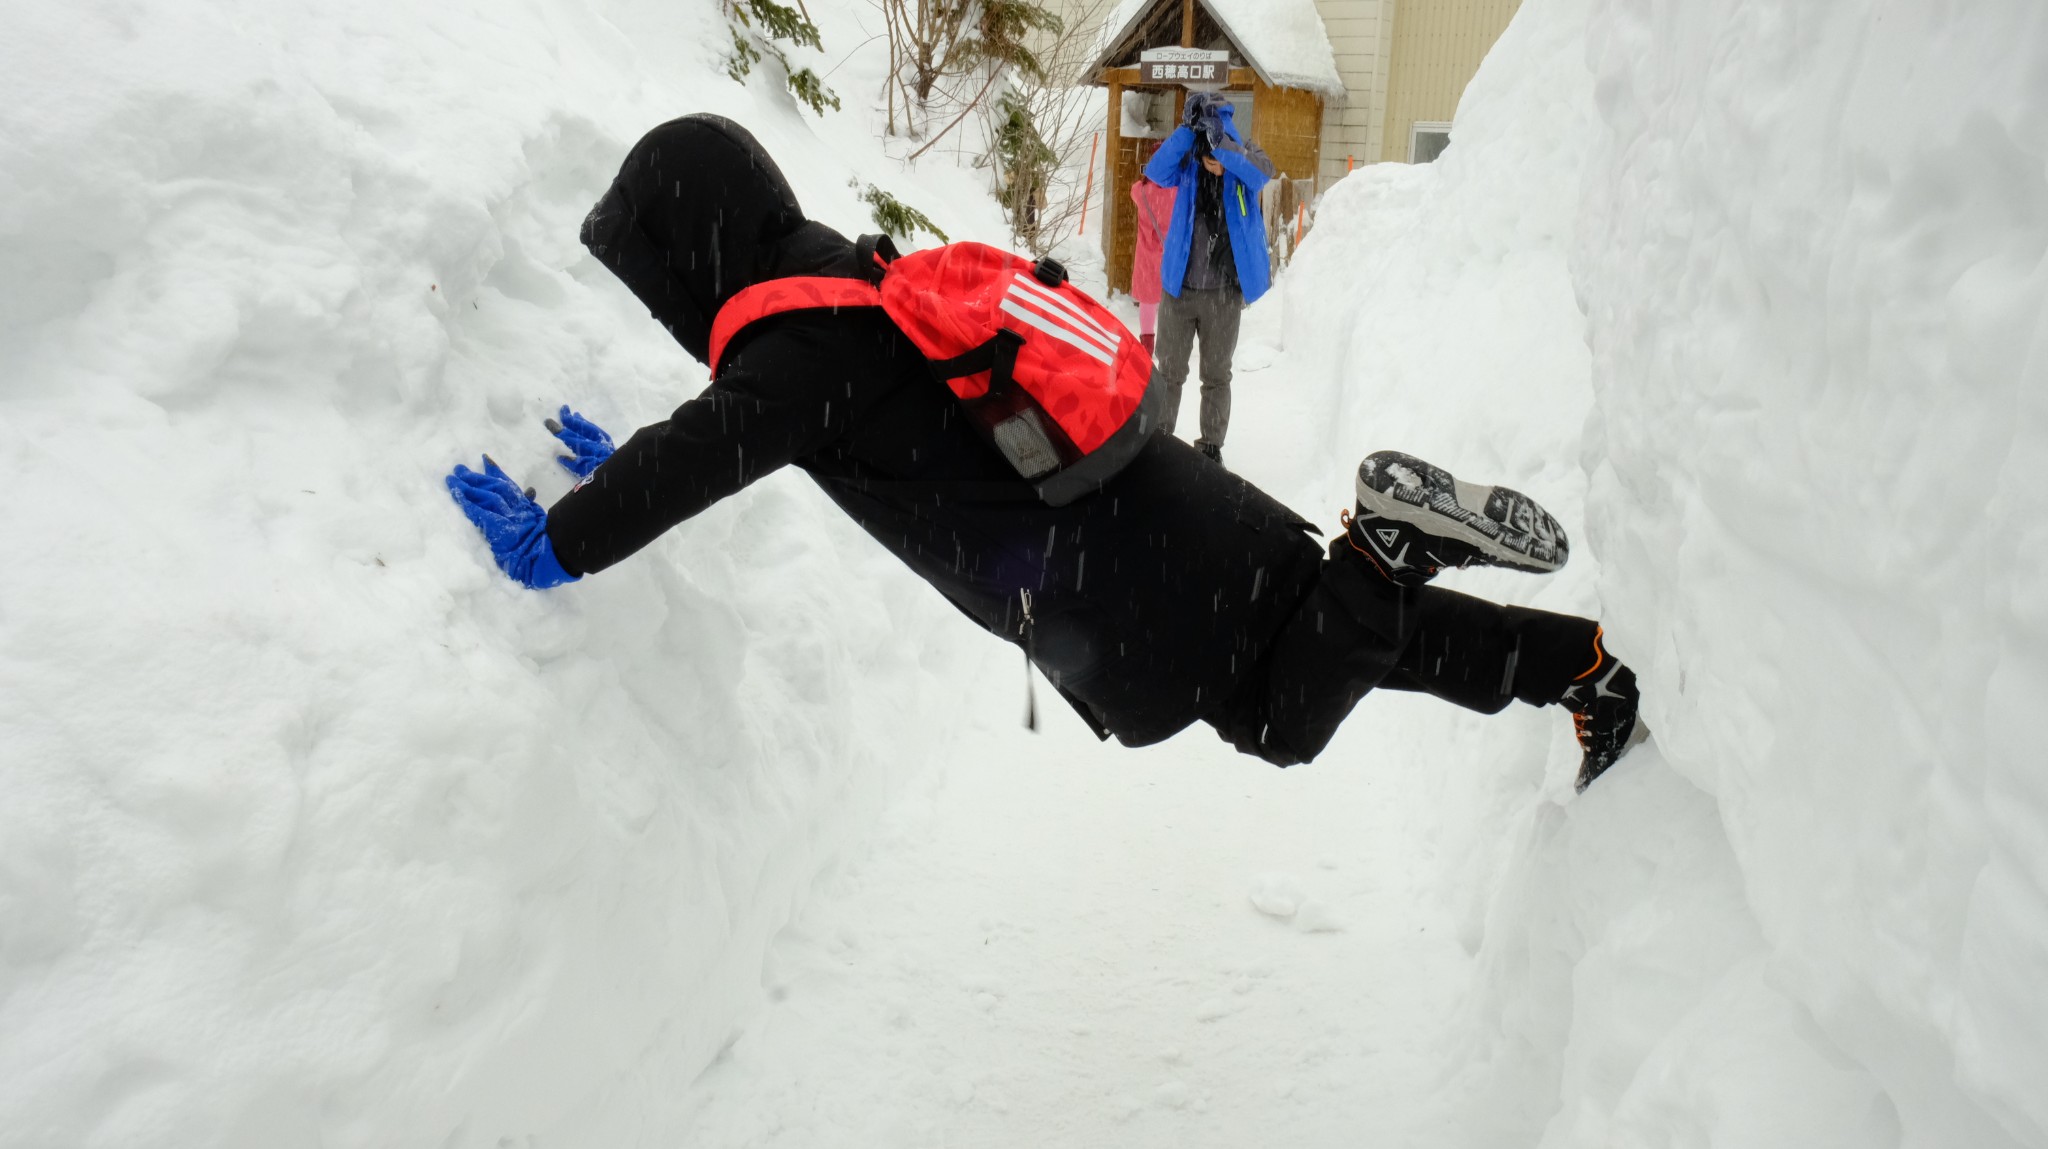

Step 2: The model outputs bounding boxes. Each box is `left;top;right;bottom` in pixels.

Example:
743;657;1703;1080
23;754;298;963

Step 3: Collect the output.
1137;47;1231;88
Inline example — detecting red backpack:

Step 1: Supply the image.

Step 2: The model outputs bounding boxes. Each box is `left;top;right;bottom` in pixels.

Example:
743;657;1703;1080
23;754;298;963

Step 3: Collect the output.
707;236;1160;505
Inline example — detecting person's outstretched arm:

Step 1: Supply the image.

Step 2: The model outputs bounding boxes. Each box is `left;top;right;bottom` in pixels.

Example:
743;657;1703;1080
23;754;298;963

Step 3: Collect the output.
543;336;843;577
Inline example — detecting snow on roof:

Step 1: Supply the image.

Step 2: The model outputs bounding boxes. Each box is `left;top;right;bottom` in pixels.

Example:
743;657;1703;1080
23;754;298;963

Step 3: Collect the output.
1088;0;1344;99
1206;0;1344;96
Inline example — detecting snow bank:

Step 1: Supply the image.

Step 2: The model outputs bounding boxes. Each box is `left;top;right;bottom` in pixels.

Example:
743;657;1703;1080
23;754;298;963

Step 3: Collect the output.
1277;0;2048;1144
0;0;1008;1144
1576;0;2048;1144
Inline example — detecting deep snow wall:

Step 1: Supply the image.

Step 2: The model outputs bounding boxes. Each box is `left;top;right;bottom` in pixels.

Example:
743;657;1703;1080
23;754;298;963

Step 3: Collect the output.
1276;0;2048;1144
1577;1;2048;1145
0;1;1005;1145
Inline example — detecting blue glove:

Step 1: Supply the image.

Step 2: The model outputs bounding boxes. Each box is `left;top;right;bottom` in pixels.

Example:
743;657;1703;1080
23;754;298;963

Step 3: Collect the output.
545;405;615;479
445;456;579;589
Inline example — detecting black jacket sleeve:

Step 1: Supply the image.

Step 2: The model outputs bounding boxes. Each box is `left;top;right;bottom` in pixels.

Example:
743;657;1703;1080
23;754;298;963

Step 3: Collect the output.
544;329;847;576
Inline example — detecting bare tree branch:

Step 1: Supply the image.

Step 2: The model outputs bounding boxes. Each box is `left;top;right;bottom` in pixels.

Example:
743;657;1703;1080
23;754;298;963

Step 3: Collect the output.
906;67;1005;160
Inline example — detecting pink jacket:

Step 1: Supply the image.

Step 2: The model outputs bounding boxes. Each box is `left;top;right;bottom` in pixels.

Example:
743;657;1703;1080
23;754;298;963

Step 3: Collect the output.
1129;179;1177;304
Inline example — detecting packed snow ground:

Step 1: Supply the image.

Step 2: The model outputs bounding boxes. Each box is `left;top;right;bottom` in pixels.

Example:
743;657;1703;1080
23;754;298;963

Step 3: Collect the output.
3;0;2046;1146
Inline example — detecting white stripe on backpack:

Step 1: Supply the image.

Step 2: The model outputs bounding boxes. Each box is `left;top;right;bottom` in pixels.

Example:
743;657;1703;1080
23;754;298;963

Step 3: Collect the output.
1007;274;1121;353
998;299;1116;366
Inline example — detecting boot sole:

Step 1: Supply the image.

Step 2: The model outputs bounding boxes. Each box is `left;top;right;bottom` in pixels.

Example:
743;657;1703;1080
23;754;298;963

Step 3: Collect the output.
1354;451;1569;574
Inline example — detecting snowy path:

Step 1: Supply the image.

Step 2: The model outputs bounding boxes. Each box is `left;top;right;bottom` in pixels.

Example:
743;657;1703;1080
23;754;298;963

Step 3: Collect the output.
673;689;1481;1147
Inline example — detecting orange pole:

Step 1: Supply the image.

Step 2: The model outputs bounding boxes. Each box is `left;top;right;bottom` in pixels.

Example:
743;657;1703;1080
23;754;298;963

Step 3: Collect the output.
1294;200;1306;246
1347;154;1355;173
1077;130;1101;236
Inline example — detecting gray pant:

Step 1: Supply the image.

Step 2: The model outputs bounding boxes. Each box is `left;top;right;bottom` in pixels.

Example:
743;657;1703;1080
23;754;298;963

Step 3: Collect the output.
1153;287;1242;449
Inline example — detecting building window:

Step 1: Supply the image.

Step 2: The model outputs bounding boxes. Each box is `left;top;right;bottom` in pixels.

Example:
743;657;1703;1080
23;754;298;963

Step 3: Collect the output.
1122;90;1174;138
1410;121;1451;163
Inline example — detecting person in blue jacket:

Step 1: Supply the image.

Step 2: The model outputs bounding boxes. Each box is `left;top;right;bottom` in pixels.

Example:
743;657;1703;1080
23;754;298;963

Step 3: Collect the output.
1142;91;1276;468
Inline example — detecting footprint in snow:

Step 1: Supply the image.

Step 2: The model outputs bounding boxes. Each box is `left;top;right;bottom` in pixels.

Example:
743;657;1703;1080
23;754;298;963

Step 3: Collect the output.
1249;873;1344;933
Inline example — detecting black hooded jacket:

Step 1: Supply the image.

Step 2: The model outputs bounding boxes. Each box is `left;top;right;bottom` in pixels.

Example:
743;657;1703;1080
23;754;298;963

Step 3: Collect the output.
548;116;1327;746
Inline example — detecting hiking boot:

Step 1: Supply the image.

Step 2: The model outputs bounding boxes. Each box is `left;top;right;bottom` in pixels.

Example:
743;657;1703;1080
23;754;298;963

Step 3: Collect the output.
1198;441;1223;466
1562;634;1649;791
1340;509;1446;587
1351;451;1569;578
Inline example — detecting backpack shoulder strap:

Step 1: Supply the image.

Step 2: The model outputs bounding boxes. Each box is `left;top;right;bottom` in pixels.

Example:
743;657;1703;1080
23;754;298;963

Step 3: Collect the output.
709;276;886;378
708;234;904;377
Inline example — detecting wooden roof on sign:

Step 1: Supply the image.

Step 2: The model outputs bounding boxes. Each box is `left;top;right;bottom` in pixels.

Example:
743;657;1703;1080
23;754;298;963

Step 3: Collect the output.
1082;0;1236;85
1080;0;1343;95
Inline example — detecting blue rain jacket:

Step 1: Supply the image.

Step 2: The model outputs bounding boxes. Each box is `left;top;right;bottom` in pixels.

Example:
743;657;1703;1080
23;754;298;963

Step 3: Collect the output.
1143;107;1274;304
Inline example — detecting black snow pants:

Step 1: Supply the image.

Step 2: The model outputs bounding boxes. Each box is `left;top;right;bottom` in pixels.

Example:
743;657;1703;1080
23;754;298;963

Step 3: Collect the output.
1207;541;1601;767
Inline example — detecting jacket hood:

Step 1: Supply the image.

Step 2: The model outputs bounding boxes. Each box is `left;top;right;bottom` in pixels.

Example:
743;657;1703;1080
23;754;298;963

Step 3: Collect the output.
580;115;840;364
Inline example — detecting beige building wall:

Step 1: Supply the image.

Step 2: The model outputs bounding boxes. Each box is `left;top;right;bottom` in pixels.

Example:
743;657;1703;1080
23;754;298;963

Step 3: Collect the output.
1312;0;1393;190
1379;0;1522;162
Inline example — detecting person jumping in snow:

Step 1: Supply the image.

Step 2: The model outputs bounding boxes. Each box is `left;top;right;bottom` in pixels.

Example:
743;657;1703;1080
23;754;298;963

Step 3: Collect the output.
444;115;1646;791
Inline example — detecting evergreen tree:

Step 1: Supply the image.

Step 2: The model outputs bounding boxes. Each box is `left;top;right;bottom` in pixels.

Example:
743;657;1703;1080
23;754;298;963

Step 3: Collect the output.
724;0;841;116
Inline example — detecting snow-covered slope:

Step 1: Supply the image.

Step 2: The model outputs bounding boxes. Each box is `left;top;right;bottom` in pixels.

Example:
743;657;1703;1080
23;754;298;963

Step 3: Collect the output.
1276;0;2048;1145
1573;1;2048;1144
0;1;1010;1144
